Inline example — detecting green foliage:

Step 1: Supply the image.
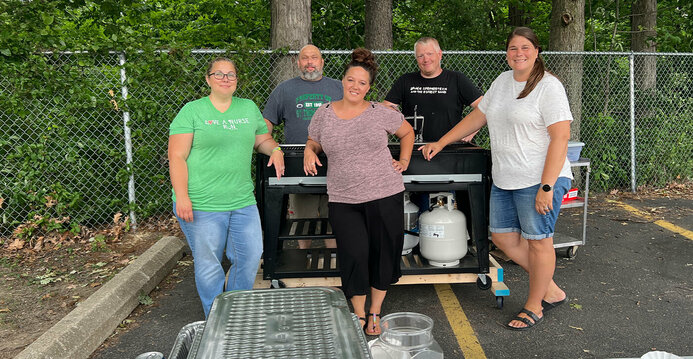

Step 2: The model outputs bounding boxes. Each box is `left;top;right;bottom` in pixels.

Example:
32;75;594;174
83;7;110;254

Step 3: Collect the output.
392;0;553;51
312;0;365;50
0;0;692;240
582;114;631;190
0;1;271;237
90;234;109;252
138;292;153;306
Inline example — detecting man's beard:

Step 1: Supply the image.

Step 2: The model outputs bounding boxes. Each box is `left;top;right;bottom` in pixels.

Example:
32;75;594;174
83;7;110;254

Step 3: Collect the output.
301;68;323;81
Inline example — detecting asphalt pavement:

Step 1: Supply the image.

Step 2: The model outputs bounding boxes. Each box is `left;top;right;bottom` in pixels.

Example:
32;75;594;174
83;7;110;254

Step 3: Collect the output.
87;194;692;359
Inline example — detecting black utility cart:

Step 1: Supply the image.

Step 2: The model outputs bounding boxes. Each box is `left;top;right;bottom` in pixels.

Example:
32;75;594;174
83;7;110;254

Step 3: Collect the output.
255;143;509;308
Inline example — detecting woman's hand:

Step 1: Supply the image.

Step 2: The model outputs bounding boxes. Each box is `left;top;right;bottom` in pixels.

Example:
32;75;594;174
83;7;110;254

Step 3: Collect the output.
268;150;285;180
535;189;553;215
418;142;443;161
303;148;322;176
392;158;409;173
176;196;194;222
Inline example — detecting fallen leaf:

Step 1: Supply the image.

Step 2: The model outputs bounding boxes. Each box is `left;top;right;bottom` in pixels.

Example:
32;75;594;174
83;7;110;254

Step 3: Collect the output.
33;237;44;251
7;238;24;250
0;308;10;313
570;303;583;310
45;196;57;208
41;294;51;300
89;282;102;287
569;325;583;331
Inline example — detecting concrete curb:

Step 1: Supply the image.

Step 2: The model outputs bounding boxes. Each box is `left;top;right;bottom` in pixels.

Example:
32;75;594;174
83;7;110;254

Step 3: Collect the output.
15;236;185;359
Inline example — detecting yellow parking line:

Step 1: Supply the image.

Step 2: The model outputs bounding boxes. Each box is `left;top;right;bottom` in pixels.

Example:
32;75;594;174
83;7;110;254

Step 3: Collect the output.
607;199;693;240
434;283;487;359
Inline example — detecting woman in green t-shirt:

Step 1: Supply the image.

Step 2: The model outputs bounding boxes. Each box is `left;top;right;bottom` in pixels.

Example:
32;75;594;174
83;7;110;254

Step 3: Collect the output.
168;57;284;317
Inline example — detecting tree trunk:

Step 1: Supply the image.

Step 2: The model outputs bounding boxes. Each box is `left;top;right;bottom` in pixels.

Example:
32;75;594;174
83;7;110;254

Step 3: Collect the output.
270;0;312;85
632;0;657;91
365;0;393;50
549;0;585;142
508;3;531;26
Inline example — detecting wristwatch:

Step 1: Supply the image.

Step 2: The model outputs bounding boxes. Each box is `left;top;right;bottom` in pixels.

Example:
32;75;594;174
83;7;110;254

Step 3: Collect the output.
541;184;553;192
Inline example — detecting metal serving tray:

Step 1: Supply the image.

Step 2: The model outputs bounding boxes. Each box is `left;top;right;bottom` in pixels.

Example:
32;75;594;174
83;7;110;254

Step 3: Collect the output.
186;287;371;359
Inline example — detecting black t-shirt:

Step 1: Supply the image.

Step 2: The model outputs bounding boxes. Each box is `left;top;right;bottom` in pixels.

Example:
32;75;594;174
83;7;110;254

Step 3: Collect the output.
385;69;482;142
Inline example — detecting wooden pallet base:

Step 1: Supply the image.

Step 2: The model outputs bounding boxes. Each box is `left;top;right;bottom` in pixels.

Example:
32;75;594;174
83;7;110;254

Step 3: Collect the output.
254;255;510;300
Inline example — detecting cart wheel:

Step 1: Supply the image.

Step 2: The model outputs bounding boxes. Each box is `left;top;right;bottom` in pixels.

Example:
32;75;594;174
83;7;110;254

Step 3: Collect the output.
476;275;492;290
270;279;286;289
496;296;504;309
565;246;578;259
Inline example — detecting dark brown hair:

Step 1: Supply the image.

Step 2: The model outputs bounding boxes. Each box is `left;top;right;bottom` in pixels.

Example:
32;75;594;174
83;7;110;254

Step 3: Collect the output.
343;48;377;85
206;56;236;77
506;27;553;99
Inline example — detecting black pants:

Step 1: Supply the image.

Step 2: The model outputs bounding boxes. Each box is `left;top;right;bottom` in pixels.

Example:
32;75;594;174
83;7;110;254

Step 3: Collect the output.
328;192;404;298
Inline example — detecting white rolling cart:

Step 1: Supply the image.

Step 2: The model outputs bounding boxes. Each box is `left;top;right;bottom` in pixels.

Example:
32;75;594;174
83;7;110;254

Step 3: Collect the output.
554;157;591;258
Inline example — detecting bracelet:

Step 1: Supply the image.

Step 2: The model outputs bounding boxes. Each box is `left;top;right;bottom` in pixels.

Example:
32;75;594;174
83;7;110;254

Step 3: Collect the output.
271;146;283;154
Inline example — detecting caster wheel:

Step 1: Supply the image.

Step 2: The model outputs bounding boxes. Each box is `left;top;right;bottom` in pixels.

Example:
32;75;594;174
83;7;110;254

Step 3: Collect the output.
496;296;504;309
270;279;286;288
476;275;492;290
565;246;578;259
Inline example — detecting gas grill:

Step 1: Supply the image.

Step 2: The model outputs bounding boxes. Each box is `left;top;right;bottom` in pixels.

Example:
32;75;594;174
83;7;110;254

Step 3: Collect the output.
255;143;491;282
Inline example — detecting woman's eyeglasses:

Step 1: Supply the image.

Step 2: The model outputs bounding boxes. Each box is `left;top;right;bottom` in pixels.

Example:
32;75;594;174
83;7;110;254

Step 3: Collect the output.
208;71;237;81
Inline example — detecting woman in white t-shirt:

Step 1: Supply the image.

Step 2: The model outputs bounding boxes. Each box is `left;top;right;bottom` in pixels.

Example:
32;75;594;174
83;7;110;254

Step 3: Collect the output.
420;27;573;331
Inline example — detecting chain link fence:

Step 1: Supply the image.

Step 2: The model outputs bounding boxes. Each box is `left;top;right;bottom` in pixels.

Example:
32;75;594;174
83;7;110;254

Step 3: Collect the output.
1;50;691;236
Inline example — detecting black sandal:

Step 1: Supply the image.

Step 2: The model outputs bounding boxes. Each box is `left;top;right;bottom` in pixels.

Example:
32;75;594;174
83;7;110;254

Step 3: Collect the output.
541;298;567;312
357;316;367;330
365;313;381;336
506;308;543;331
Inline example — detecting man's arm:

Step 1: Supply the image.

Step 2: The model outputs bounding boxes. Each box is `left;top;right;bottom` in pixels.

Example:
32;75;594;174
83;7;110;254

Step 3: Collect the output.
470;96;482;109
381;100;400;112
264;119;274;134
461;95;483;142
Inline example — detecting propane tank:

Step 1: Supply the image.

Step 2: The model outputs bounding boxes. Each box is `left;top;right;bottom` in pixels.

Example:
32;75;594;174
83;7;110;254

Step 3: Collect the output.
418;192;468;267
402;192;420;255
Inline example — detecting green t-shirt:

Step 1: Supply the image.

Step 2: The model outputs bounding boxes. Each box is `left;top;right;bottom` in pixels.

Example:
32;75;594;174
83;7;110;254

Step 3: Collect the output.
169;96;268;211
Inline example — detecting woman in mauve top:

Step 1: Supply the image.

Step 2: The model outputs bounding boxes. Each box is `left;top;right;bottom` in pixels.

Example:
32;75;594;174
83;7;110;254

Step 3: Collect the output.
304;48;414;336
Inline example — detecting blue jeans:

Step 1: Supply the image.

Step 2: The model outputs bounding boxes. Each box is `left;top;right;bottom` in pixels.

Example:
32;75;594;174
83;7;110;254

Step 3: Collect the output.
489;177;571;240
173;203;263;317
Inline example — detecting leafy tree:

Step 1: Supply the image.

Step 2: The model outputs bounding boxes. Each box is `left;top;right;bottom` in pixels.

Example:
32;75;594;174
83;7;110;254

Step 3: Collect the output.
312;0;365;50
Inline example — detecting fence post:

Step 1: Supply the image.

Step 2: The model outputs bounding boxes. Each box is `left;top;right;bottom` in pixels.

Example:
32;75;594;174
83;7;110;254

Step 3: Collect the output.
119;52;137;228
629;53;636;193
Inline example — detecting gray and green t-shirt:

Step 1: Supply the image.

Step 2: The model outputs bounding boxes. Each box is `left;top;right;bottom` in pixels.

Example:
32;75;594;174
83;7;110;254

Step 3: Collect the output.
169;96;268;211
263;76;343;144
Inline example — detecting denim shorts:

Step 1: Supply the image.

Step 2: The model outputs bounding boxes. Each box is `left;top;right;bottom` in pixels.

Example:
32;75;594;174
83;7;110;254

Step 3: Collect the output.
489;177;571;240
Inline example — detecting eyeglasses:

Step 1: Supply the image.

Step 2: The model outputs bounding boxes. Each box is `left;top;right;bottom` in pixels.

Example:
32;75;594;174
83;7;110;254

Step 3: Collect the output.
208;71;237;81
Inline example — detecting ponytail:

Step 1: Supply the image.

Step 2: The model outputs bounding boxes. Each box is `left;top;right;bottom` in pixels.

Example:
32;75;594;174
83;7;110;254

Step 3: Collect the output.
507;27;557;99
518;54;546;99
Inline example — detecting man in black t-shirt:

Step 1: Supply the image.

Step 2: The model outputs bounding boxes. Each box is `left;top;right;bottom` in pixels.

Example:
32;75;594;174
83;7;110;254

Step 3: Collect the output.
384;37;483;142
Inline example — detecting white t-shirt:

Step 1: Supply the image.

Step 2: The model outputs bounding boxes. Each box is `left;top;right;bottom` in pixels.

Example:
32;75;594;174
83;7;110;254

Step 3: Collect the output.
478;70;573;190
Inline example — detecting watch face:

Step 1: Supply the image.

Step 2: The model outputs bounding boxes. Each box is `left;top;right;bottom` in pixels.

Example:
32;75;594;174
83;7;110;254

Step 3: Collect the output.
542;184;552;192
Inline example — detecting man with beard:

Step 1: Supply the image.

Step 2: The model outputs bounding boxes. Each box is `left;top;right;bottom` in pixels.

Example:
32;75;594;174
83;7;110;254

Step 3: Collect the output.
263;44;342;249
